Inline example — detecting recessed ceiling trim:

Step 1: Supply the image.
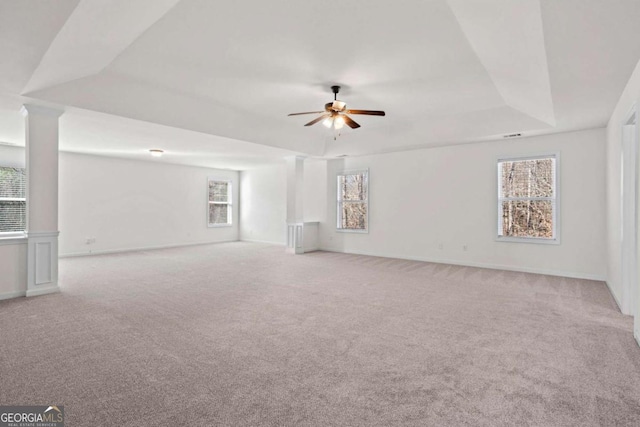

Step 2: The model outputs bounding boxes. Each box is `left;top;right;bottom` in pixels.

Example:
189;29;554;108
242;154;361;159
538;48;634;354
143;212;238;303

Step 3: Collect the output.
447;0;556;127
22;0;182;95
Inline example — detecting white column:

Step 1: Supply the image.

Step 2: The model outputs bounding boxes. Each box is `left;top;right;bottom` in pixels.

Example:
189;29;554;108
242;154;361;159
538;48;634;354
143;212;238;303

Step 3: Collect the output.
286;156;305;254
21;104;64;297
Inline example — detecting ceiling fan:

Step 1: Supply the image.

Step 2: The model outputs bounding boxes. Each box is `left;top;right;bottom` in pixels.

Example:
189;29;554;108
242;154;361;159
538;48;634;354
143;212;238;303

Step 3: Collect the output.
288;85;385;130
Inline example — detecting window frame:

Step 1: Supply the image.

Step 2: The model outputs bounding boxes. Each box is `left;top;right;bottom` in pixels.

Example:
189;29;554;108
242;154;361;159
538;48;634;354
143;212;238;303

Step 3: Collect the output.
0;166;27;237
207;177;233;228
336;168;369;234
496;153;560;244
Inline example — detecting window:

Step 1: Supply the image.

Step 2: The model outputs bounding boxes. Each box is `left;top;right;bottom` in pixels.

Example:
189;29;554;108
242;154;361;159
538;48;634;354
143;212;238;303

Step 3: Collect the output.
208;179;232;226
497;155;557;242
337;169;368;232
0;167;26;233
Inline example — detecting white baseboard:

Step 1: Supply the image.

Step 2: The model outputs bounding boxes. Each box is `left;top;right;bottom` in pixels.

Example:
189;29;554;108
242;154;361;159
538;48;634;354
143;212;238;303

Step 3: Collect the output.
319;247;607;282
605;281;623;313
26;285;59;297
0;290;26;301
60;241;607;281
59;239;239;258
239;238;286;246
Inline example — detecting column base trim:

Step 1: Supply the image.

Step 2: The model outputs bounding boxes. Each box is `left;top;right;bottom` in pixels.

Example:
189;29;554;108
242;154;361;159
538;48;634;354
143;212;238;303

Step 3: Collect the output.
26;285;60;298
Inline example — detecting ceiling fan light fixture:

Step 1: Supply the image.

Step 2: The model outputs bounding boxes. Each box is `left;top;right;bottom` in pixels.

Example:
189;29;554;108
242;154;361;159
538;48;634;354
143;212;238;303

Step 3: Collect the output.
323;117;333;128
334;115;345;129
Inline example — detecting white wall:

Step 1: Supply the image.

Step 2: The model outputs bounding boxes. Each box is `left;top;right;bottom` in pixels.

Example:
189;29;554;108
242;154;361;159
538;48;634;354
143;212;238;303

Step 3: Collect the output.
311;128;606;280
304;159;327;222
58;152;239;256
606;59;640;331
0;144;25;168
239;163;286;244
239;159;326;247
0;242;27;299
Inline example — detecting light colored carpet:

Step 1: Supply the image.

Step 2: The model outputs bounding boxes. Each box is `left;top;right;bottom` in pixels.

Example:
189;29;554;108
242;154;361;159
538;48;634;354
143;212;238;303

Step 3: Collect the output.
0;242;639;426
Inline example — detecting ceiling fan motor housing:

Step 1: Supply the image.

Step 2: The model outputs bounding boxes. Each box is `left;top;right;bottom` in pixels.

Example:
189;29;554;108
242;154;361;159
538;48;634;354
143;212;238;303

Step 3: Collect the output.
326;101;346;112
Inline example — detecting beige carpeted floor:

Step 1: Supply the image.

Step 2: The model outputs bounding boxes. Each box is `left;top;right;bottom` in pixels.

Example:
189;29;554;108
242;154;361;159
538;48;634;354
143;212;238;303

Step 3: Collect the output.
1;242;639;426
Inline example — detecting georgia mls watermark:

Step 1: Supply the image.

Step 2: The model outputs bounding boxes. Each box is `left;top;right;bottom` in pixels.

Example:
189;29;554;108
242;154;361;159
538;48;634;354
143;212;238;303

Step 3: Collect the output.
0;406;64;427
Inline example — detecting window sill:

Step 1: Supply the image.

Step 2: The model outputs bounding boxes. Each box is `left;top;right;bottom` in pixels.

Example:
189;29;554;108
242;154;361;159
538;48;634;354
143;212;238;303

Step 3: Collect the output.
496;236;560;245
208;224;233;228
0;232;28;246
336;229;369;234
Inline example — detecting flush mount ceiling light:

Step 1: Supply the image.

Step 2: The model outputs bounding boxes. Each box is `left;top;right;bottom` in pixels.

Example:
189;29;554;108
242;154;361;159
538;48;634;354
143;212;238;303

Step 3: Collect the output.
149;149;164;157
288;85;385;131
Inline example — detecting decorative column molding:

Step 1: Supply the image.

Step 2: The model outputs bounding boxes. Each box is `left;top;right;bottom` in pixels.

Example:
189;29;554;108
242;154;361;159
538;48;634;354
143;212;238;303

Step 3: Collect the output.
285;156;306;254
21;104;65;118
286;222;304;254
21;104;64;297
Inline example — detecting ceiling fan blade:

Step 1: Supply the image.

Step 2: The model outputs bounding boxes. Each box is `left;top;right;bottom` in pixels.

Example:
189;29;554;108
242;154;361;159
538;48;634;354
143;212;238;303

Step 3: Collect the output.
304;114;329;126
288;111;324;116
345;109;386;116
343;115;360;129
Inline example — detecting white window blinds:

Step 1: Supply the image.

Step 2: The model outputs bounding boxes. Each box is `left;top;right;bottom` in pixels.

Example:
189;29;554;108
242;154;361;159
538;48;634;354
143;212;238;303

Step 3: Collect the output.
0;167;26;233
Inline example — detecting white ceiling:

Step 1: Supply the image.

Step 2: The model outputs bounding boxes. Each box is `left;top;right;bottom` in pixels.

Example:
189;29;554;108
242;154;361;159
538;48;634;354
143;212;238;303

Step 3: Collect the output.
1;0;639;168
